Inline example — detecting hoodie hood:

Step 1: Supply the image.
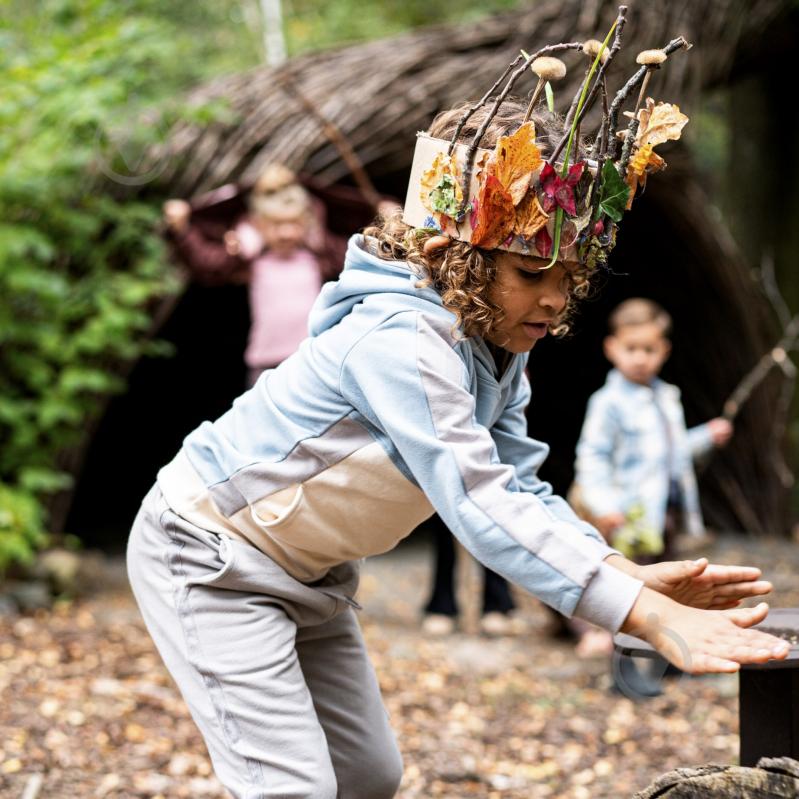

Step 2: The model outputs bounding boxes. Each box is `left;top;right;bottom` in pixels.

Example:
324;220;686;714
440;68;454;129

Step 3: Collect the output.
308;234;446;337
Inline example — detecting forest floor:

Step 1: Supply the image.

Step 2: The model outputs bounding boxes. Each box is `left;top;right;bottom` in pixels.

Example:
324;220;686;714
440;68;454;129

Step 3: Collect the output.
1;531;798;799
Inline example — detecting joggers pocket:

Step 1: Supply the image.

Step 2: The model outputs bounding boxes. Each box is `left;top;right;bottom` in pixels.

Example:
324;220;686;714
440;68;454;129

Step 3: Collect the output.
164;511;238;588
188;533;236;586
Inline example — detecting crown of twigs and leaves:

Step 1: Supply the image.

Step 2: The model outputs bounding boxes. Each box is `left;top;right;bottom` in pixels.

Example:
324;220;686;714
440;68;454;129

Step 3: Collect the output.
410;4;692;269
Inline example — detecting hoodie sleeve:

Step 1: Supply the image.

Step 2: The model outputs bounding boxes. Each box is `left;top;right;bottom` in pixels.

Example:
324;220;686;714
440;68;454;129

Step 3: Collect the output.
574;390;626;518
686;422;714;459
340;311;642;632
490;368;619;553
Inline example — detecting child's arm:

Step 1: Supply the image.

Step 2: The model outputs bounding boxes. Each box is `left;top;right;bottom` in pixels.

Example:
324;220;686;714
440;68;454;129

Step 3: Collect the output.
573;392;625;524
605;554;772;610
619;589;788;673
685;415;732;459
340;316;643;633
491;370;623;548
163;201;248;286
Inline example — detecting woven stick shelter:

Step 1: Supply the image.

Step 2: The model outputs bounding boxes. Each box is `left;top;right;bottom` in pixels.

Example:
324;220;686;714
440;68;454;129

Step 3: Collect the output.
66;0;798;539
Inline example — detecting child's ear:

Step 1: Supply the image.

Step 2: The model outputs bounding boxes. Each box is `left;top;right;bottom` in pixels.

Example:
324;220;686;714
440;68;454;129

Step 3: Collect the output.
661;338;672;360
603;335;616;361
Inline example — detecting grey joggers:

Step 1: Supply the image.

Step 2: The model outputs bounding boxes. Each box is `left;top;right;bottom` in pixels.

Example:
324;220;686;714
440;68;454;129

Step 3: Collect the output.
126;484;403;799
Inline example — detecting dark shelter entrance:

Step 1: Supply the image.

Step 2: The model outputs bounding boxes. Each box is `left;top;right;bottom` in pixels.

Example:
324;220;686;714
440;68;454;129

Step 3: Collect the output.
65;283;250;548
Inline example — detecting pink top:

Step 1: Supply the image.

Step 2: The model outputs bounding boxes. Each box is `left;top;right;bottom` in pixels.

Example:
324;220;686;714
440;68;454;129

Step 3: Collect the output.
237;223;323;368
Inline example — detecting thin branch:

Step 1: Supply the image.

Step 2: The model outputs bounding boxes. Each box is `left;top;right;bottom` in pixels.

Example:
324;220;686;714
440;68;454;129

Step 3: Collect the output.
722;315;799;420
717;474;767;536
549;5;629;165
771;357;796;488
590;73;610;159
447;55;523;157
617;116;639;176
607;36;690;159
457;41;585;216
276;70;382;209
760;250;792;328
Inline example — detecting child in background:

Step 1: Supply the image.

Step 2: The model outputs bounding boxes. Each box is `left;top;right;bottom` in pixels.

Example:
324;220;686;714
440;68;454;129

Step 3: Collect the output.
129;42;787;795
574;298;732;558
422;514;520;636
163;165;335;386
570;298;733;664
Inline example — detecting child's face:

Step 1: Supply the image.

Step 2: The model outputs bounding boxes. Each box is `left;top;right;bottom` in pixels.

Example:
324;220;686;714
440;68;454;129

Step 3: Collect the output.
485;252;571;353
604;323;671;385
254;211;307;256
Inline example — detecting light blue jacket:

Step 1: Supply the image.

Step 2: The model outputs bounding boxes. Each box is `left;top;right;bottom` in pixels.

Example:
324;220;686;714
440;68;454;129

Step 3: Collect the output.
158;236;643;631
575;369;715;537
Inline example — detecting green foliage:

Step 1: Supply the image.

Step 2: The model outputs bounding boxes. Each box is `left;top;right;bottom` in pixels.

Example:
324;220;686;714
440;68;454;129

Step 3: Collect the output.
0;483;48;571
598;160;630;223
285;0;522;54
0;0;248;571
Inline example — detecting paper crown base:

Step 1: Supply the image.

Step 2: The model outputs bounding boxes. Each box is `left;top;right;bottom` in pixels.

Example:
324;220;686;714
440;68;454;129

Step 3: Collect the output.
405;132;603;262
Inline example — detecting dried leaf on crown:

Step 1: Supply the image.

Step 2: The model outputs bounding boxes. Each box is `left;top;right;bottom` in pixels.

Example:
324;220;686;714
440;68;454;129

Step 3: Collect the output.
470;174;516;249
623;98;689;206
514;192;549;239
491;122;543;205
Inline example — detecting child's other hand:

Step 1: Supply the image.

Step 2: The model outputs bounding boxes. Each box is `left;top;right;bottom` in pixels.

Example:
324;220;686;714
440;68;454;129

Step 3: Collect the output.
223;230;241;256
708;417;733;447
624;591;789;674
638;558;772;609
595;512;626;541
163;199;191;233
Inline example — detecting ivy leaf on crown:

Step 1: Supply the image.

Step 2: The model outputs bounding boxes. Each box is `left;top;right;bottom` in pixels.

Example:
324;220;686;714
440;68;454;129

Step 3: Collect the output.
598;160;630;223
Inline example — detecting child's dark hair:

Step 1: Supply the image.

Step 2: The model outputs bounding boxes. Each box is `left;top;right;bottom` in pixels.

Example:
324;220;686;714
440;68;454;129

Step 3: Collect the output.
608;298;672;336
364;98;591;339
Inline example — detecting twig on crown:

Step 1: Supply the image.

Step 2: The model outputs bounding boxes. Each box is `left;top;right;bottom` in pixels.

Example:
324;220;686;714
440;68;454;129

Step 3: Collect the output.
456;41;585;217
617;116;640;177
447;55;524;157
549;4;628;166
607;36;690;159
590;73;610;160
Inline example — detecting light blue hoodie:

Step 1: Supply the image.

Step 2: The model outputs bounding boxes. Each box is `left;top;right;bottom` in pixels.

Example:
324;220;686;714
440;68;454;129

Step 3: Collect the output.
158;235;643;631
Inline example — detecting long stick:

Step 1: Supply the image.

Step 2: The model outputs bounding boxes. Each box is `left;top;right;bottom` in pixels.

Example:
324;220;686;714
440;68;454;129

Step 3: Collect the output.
722;315;799;420
276;71;383;210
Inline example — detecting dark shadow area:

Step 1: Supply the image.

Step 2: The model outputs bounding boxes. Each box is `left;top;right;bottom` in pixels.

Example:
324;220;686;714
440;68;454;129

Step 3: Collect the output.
65;283;250;549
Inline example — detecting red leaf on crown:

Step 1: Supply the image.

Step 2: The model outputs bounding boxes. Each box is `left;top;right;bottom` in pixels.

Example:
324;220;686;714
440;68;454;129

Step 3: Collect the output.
539;161;585;216
535;225;552;258
470;174;516;249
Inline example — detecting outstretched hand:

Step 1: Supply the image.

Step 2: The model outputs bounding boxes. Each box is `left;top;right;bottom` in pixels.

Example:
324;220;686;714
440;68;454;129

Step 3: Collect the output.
639;558;772;610
623;591;790;674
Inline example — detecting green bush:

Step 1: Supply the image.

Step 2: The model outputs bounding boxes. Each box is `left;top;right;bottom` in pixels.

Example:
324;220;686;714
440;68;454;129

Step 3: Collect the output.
0;0;234;572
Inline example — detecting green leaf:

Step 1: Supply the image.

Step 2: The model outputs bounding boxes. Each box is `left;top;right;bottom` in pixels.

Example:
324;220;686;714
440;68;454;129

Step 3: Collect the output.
545;208;564;269
545;81;554;113
428;174;461;219
598;159;630;223
18;466;73;494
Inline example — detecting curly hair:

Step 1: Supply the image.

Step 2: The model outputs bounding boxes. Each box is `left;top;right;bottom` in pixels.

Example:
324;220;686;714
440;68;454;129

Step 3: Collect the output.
363;98;593;340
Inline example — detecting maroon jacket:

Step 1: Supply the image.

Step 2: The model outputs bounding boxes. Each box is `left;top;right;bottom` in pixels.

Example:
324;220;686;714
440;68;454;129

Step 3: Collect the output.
167;179;379;286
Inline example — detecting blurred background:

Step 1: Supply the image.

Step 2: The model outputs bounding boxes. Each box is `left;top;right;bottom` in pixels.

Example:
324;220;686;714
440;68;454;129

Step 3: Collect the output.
2;0;799;564
4;4;799;798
